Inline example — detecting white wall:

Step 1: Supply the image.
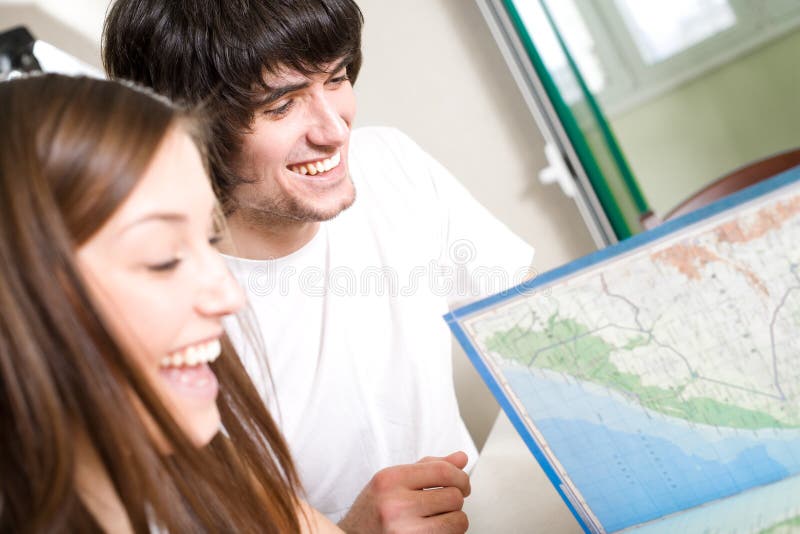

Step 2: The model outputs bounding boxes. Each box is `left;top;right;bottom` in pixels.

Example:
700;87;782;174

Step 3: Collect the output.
0;0;107;38
33;0;107;43
0;0;104;68
1;0;597;448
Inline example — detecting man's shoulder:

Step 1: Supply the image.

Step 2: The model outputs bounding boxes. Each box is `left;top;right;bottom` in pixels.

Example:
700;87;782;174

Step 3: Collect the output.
348;126;437;193
344;127;442;236
349;126;429;169
350;126;414;150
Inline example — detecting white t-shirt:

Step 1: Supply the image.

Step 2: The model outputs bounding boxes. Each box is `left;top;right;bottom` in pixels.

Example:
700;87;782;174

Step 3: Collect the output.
225;127;534;522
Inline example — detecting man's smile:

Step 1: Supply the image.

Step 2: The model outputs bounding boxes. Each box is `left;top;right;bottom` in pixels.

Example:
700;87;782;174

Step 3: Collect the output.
288;151;341;176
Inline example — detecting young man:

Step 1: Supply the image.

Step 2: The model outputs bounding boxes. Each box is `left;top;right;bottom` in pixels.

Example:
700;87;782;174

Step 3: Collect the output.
103;1;534;531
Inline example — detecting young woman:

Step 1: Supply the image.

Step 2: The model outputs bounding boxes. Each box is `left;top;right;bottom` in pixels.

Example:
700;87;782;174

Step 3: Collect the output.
0;74;340;533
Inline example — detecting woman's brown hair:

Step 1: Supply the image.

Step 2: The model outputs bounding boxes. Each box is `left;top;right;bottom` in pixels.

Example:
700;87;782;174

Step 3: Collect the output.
0;74;302;532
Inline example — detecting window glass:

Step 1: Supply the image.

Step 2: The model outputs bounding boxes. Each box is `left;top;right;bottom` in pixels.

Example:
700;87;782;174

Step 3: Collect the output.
614;0;736;64
517;0;605;103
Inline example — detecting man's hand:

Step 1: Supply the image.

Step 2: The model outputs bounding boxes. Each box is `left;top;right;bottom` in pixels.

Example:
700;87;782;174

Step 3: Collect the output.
338;451;471;534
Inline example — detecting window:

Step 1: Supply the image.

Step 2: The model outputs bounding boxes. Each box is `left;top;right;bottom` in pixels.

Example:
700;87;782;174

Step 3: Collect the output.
510;0;800;115
515;0;606;104
615;0;736;64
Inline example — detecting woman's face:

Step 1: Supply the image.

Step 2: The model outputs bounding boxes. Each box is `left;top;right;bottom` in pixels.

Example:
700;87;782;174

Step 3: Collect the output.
77;128;245;446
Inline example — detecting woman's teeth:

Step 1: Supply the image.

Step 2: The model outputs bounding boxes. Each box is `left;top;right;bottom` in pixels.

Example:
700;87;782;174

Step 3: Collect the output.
160;339;221;368
289;151;341;176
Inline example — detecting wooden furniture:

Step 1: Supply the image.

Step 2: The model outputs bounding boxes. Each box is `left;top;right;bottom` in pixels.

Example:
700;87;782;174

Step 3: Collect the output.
640;147;800;230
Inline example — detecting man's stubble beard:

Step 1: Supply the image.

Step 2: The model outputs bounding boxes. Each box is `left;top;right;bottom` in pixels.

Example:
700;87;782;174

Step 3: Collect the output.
234;175;357;230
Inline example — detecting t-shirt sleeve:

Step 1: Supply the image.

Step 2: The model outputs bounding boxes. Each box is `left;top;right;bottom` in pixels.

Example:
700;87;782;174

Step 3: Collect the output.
382;129;535;308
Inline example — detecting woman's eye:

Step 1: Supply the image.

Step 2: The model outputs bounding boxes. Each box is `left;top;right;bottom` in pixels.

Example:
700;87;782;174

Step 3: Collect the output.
264;100;293;118
147;258;182;272
329;74;350;85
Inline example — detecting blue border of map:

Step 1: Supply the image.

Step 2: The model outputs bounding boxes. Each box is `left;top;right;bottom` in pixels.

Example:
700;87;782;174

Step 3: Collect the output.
445;164;800;534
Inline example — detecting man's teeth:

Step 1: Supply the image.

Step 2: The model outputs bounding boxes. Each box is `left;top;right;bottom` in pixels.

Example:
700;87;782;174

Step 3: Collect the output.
160;339;221;368
289;152;341;176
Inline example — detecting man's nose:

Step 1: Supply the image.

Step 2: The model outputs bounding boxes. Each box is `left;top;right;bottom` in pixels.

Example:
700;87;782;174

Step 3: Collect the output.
307;93;349;148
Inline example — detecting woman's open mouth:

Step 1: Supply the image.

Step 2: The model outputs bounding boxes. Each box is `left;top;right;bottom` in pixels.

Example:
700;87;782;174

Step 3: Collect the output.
158;338;221;401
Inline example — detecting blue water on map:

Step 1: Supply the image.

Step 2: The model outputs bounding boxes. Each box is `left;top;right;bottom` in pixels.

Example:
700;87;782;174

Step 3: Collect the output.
502;367;800;533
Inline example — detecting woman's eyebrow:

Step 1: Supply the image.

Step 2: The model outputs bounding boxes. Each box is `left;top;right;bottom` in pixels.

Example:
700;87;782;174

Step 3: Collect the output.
119;212;187;234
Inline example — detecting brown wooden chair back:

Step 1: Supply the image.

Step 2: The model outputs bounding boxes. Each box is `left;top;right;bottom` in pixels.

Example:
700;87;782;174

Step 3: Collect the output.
640;147;800;230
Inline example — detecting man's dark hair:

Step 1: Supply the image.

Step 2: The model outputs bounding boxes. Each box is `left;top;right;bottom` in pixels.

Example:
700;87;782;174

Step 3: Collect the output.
102;0;364;211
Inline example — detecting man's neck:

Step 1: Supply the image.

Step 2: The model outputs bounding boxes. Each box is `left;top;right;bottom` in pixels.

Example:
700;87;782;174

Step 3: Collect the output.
222;210;321;260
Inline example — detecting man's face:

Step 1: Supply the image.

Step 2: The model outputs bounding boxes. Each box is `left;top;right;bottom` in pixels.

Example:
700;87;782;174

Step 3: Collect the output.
233;60;357;223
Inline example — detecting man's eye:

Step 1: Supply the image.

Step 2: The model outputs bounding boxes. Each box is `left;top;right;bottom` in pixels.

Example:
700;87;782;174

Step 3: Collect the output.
208;233;224;247
264;100;293;117
147;258;182;272
329;74;350;85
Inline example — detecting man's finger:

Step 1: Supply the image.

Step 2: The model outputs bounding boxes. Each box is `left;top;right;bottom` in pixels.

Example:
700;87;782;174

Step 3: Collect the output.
417;450;469;470
423;509;469;534
415;486;465;517
402;460;471;495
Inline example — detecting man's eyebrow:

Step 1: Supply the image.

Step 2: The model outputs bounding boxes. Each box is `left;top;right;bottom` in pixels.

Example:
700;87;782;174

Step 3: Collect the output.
260;58;353;107
260;81;310;107
327;57;351;77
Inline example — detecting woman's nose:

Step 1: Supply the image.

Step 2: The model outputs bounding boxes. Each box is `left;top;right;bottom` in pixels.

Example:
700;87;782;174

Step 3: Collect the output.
195;253;246;317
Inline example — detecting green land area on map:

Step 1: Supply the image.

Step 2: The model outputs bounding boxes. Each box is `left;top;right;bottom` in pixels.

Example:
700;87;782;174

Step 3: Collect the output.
485;313;795;430
759;515;800;534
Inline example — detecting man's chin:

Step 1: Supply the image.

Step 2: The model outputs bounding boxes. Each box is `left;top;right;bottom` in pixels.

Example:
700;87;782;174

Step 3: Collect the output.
314;192;357;221
255;187;357;225
298;180;357;222
235;174;356;222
